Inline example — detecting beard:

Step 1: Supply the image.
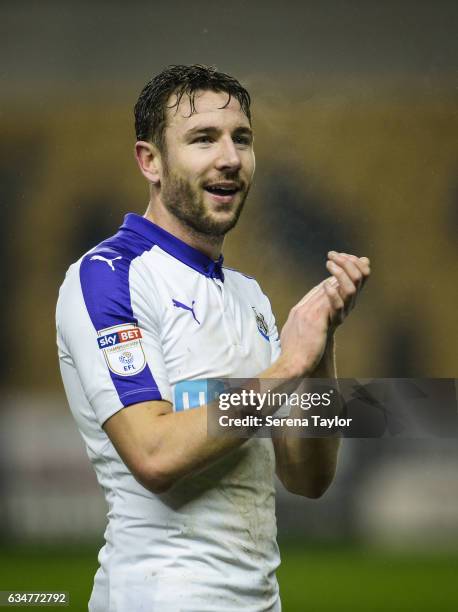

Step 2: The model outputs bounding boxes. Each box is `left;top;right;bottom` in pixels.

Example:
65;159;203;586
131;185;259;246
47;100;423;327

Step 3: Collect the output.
161;163;250;238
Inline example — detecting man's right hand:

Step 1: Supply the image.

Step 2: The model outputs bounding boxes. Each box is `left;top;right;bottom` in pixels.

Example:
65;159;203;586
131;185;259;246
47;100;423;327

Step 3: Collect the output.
278;279;333;377
278;252;370;377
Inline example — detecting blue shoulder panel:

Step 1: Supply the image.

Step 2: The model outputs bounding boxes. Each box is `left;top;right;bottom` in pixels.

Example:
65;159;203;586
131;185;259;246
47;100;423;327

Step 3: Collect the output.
79;229;163;407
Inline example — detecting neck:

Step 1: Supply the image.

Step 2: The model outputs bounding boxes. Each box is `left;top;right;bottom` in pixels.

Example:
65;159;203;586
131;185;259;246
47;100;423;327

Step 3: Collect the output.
144;201;224;260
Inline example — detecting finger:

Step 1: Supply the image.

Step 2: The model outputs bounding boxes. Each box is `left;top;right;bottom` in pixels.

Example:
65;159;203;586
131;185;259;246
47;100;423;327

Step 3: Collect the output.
357;256;371;289
341;254;371;286
324;280;344;325
324;279;344;310
336;252;371;287
328;252;364;286
327;253;366;307
295;270;345;310
326;259;357;304
328;252;371;276
296;285;322;307
321;275;339;288
343;253;370;275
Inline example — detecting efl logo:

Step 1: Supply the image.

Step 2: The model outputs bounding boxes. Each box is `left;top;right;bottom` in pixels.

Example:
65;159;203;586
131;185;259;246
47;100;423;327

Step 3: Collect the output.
97;328;142;349
97;324;146;376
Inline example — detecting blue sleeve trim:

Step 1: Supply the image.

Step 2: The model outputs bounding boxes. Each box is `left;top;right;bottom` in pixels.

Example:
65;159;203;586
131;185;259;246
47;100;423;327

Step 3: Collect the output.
119;387;163;407
79;236;163;405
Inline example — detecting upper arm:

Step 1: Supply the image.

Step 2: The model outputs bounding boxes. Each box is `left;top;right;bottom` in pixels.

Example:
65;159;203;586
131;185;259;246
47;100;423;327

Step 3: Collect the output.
57;246;172;428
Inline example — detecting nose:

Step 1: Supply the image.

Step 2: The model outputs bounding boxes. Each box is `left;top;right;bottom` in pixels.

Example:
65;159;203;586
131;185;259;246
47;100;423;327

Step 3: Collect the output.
214;137;242;172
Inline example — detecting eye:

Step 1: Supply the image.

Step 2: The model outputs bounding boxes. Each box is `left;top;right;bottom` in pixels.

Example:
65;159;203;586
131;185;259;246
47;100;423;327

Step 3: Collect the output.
192;135;213;144
233;135;252;146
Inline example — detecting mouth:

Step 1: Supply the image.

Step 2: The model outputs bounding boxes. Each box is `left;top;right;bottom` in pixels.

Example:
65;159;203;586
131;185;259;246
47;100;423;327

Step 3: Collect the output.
203;182;241;204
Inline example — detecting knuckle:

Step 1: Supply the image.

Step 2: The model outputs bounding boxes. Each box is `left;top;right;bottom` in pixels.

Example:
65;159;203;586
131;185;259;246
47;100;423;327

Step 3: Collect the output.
333;294;343;305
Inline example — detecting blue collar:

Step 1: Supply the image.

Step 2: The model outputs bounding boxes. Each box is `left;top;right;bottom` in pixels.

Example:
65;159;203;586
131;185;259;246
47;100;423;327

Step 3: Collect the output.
120;213;225;281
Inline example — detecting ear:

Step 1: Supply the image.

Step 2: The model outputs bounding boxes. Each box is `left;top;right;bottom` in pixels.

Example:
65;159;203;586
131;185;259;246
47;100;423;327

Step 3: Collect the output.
134;141;163;185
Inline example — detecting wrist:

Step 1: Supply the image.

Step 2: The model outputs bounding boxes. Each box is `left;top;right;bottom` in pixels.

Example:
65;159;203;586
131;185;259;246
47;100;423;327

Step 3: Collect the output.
272;354;311;379
312;334;336;378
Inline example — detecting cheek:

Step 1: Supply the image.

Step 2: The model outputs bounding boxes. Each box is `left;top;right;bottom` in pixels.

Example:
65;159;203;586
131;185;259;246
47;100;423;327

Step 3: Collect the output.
174;153;211;180
244;152;256;179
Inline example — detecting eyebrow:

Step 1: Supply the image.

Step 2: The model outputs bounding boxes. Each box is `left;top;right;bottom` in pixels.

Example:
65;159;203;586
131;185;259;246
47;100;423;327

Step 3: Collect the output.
184;125;253;139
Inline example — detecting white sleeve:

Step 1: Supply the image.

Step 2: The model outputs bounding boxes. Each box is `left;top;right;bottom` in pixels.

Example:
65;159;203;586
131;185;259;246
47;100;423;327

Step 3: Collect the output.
56;254;171;427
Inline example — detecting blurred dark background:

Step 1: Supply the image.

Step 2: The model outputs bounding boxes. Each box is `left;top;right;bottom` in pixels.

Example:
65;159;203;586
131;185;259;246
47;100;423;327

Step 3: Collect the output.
1;1;457;610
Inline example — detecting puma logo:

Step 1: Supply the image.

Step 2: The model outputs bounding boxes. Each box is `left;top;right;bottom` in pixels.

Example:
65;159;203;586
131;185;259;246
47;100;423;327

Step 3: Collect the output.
172;299;200;325
90;255;122;271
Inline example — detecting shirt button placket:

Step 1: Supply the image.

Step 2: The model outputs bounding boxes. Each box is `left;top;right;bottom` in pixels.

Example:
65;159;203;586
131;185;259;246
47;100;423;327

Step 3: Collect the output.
215;278;241;346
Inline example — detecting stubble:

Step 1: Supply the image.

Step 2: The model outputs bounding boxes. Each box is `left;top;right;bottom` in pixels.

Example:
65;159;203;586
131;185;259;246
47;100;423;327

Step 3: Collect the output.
161;161;249;239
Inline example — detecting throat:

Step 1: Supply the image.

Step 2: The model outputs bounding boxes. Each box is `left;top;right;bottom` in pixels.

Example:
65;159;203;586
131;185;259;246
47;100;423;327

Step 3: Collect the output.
144;205;224;260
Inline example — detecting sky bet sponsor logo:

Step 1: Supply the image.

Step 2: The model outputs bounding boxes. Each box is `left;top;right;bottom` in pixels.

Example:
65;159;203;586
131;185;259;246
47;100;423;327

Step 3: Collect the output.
97;324;147;376
97;328;142;350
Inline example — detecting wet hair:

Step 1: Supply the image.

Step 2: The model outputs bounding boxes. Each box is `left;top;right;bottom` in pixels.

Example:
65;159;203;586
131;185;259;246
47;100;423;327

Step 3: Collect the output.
134;64;251;150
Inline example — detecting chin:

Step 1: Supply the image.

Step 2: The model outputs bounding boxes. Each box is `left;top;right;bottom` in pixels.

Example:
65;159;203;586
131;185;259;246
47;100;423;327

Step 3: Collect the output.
199;212;240;237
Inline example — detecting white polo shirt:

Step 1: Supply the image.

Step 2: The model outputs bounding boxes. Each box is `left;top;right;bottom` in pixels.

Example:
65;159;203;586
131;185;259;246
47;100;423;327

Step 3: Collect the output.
56;213;282;612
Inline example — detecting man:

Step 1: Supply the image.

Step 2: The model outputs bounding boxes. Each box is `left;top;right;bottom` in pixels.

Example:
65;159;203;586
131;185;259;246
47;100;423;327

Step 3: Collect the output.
56;65;370;611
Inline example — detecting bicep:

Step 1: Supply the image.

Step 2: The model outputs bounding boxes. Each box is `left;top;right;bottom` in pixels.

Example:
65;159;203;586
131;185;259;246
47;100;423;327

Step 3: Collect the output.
59;257;172;427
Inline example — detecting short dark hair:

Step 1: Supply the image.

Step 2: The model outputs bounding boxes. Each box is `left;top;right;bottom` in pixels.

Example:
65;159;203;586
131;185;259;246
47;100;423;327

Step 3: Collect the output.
134;64;251;150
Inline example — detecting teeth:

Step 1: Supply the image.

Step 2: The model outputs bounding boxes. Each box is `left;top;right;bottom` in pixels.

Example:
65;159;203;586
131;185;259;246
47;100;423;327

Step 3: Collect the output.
206;185;237;195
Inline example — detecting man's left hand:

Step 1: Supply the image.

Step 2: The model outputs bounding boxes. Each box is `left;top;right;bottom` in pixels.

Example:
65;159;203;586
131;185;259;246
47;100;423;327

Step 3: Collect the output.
323;251;371;329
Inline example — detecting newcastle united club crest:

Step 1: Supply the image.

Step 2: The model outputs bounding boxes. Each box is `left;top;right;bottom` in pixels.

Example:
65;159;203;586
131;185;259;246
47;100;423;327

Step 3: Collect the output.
252;307;269;341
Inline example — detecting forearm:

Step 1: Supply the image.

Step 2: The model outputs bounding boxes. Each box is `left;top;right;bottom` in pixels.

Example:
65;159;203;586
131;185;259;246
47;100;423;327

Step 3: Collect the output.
136;357;302;490
311;334;337;379
274;334;342;497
